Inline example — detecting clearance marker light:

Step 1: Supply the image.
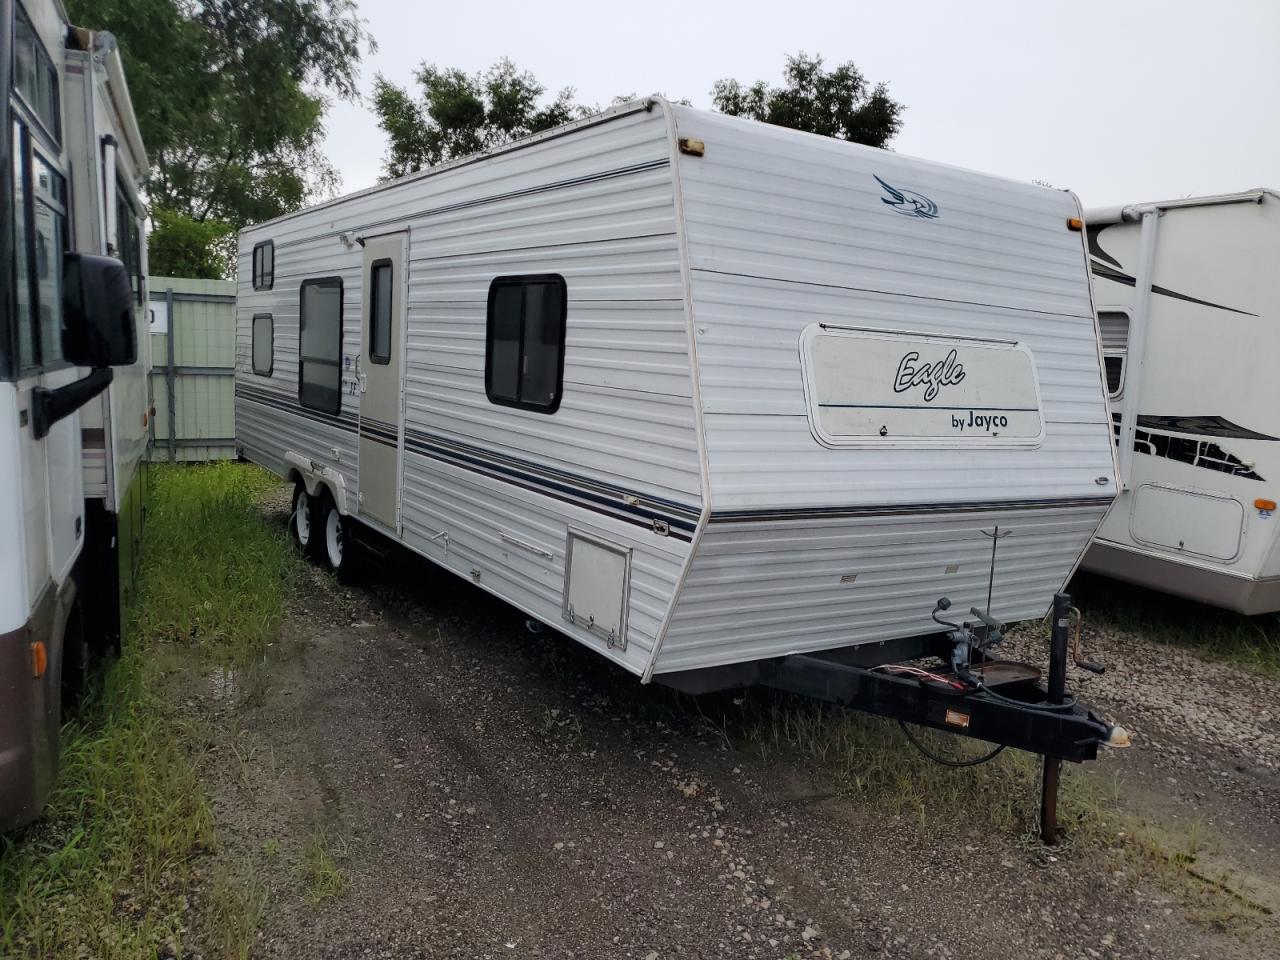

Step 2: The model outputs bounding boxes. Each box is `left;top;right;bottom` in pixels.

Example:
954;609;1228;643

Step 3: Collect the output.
1067;217;1084;231
1255;498;1276;514
30;641;47;678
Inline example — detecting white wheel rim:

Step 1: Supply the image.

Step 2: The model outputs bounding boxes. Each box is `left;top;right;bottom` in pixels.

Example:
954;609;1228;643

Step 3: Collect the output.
295;490;311;545
326;508;343;568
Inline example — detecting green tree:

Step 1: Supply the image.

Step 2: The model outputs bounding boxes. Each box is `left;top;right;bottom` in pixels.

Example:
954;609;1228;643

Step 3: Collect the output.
66;0;373;274
146;209;236;279
372;59;582;179
711;52;904;148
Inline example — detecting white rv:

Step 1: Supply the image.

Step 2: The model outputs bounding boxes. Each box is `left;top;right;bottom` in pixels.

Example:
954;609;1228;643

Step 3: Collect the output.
1;0;148;831
1081;190;1280;614
235;99;1118;685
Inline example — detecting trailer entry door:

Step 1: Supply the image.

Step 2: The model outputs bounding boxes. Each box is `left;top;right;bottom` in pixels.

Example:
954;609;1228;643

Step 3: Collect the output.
357;232;407;531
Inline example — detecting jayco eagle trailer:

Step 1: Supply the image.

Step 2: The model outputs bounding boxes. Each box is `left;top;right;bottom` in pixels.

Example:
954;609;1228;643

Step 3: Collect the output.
1081;190;1280;613
1;0;148;831
236;102;1128;832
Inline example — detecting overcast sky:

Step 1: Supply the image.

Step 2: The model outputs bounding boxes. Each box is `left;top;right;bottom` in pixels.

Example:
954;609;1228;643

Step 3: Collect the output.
322;0;1278;210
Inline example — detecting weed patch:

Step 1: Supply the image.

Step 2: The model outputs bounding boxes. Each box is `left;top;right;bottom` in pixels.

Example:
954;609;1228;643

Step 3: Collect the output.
0;463;297;958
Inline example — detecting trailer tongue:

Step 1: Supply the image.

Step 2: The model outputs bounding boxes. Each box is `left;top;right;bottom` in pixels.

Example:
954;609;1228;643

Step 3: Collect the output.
668;592;1127;845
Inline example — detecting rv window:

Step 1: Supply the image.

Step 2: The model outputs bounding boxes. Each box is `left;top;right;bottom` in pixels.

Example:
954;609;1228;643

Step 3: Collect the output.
485;275;567;413
298;278;342;413
368;259;393;365
252;313;274;376
115;182;144;305
13;122;36;371
1098;310;1129;397
253;241;274;291
14;6;60;145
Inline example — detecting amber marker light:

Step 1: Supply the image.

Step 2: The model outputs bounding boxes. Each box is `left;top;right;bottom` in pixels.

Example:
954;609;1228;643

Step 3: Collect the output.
1067;217;1084;231
1255;498;1276;512
30;641;47;678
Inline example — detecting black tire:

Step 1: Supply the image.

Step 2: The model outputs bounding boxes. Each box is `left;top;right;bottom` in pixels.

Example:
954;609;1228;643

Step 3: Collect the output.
291;483;321;559
317;493;357;580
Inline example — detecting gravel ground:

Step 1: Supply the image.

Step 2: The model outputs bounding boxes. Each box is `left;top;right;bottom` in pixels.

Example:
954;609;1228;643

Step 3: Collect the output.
184;499;1280;959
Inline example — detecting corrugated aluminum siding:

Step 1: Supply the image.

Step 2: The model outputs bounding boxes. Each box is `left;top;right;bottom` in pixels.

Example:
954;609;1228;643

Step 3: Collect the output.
235;106;699;675
652;106;1114;671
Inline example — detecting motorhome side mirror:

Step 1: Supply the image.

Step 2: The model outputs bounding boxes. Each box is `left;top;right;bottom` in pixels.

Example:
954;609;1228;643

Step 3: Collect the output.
61;252;137;367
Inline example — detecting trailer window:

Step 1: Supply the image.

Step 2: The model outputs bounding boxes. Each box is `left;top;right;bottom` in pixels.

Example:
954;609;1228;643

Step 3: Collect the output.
368;259;393;365
1098;310;1129;397
14;5;60;146
252;241;274;291
252;313;274;376
485;275;566;413
299;278;342;413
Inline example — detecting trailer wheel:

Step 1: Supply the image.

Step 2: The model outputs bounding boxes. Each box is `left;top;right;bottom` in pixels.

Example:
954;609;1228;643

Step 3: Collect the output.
319;494;346;573
291;483;316;554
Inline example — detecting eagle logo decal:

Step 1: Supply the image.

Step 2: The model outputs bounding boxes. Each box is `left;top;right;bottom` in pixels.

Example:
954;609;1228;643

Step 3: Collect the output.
874;174;939;219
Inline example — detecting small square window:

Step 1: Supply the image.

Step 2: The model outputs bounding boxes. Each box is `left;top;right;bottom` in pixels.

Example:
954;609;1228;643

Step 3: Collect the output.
252;240;274;291
485;275;567;413
252;313;273;376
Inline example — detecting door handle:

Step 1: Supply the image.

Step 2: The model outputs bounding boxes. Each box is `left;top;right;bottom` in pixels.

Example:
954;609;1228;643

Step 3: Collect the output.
359;372;368;394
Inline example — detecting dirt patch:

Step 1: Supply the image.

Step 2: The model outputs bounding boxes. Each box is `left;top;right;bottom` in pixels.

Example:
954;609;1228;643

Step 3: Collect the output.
183;512;1279;959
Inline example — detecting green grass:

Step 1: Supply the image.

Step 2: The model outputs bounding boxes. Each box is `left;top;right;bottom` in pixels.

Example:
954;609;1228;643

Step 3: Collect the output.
0;462;297;959
303;828;347;903
1069;572;1280;679
742;698;1107;842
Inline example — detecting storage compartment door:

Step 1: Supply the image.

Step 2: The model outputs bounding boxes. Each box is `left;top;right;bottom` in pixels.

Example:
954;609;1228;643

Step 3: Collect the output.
562;531;631;650
1130;483;1244;561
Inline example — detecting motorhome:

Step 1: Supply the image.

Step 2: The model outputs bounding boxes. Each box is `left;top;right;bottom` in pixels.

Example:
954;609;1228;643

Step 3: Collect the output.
1;0;148;831
1081;190;1280;613
235;98;1120;688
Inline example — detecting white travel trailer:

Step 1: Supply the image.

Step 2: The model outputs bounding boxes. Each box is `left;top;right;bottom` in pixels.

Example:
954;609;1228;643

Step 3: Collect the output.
1081;190;1280;614
235;98;1120;689
1;0;148;831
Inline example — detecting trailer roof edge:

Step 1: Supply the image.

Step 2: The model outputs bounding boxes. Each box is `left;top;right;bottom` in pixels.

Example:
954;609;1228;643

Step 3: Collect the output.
240;96;665;237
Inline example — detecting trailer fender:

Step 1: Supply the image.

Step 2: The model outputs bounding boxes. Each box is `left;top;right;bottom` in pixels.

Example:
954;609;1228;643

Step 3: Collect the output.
282;452;350;516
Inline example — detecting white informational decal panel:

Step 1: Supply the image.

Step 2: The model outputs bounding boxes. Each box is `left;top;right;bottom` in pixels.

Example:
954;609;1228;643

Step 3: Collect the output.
799;324;1045;447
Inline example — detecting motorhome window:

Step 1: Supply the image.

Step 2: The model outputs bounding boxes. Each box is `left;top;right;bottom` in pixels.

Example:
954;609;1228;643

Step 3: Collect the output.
13;122;36;371
32;153;67;366
116;183;144;305
299;278;342;413
1098;310;1129;397
253;241;274;291
368;259;393;365
485;275;566;412
14;5;60;145
252;314;274;376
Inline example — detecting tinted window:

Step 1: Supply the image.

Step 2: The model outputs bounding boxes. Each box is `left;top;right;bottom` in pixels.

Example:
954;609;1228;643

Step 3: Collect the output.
13;123;35;370
14;7;60;143
299;279;343;412
485;275;566;412
252;313;273;376
253;241;274;291
32;155;66;367
369;260;393;364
